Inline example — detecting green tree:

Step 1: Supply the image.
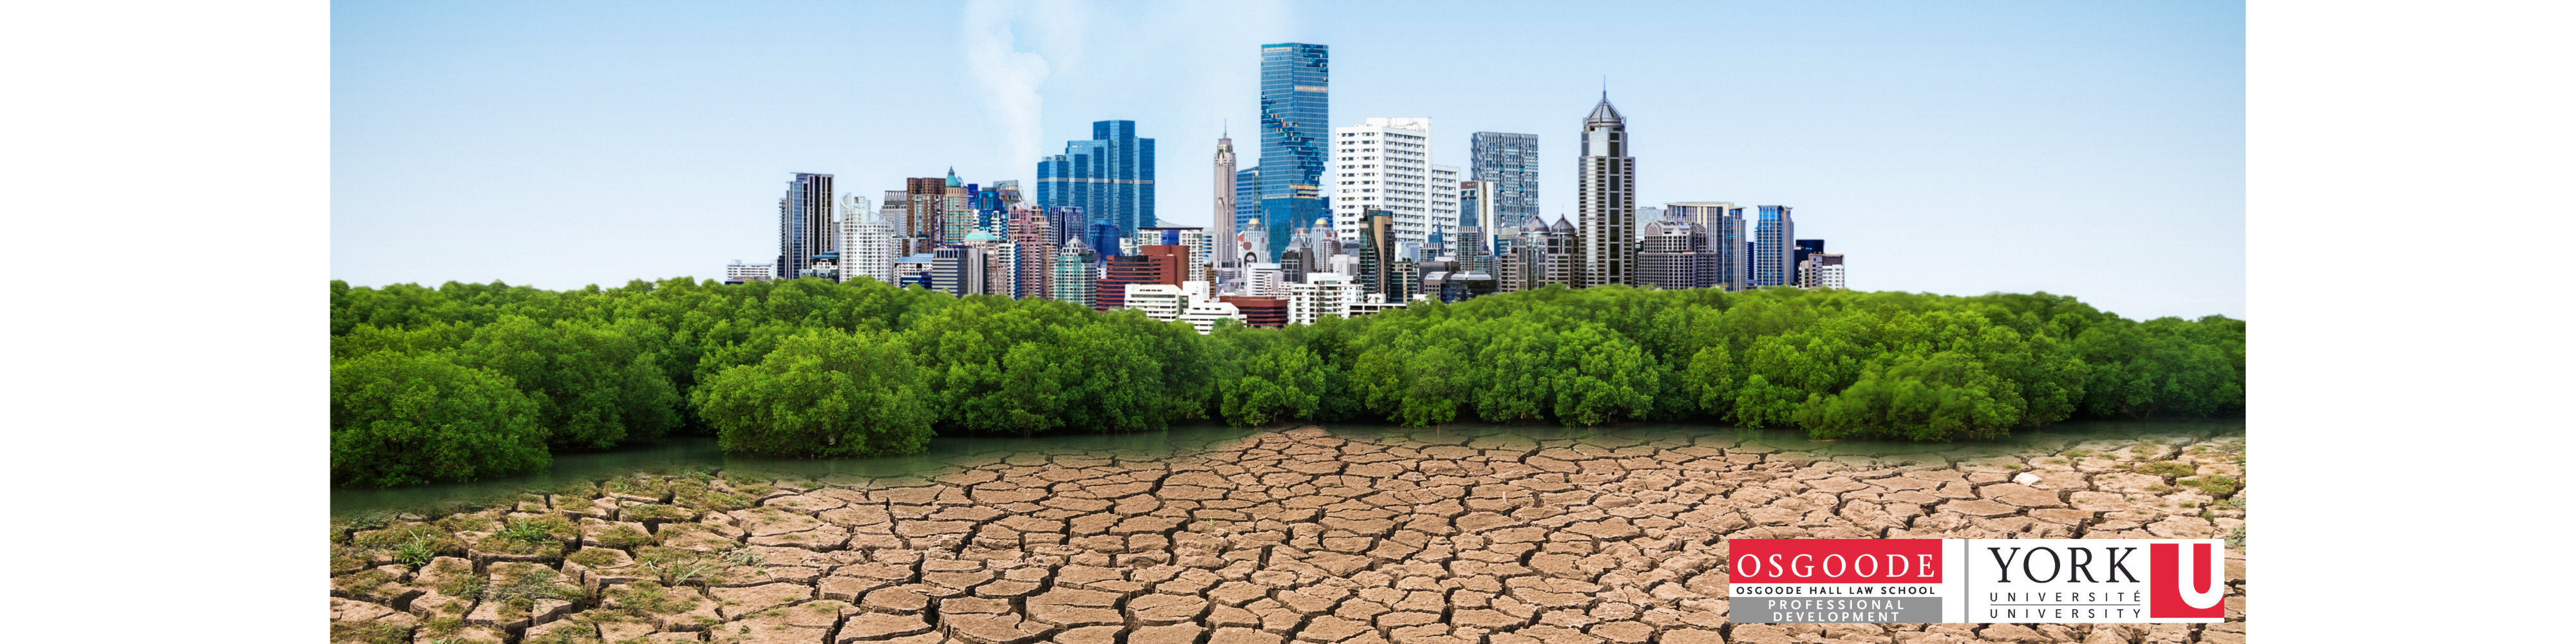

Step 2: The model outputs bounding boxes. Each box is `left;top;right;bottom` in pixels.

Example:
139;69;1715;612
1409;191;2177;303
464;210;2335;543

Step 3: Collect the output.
459;316;681;450
1794;352;2022;441
330;352;549;486
689;328;935;457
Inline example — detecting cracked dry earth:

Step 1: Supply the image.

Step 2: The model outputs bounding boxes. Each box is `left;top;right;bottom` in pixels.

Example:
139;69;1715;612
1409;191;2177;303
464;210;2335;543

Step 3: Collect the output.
330;425;2248;644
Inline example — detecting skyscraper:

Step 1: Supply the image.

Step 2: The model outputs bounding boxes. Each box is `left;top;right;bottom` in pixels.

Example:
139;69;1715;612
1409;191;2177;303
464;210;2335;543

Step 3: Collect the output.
942;170;972;247
1457;180;1499;256
902;177;945;256
1256;43;1329;263
1037;120;1157;238
1233;166;1260;263
776;173;834;279
1332;118;1454;253
840;193;896;285
1752;205;1797;287
1793;239;1825;274
1050;238;1097;307
1354;209;1397;299
1470;132;1539;222
1576;94;1636;287
1212;133;1237;270
1665;202;1747;290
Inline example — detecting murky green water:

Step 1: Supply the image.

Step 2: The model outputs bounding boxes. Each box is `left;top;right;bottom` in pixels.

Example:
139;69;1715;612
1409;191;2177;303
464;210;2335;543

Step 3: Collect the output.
329;417;2240;518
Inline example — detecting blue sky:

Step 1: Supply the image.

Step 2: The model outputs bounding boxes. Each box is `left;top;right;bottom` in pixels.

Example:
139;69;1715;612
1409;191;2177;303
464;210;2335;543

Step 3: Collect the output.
332;0;2244;319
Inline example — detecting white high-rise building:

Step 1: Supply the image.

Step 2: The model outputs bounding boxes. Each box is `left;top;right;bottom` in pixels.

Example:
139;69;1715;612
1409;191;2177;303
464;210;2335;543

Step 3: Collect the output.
1287;272;1365;325
1213;133;1238;269
1331;118;1455;251
838;194;896;285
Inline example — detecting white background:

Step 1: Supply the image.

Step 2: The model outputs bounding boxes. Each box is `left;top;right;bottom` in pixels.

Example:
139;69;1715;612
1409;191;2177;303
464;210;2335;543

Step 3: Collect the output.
1;1;2568;639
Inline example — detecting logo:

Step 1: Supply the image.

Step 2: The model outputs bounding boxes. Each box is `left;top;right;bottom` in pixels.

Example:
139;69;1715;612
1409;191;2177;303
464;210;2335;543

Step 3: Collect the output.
2148;542;2226;618
1727;538;2230;624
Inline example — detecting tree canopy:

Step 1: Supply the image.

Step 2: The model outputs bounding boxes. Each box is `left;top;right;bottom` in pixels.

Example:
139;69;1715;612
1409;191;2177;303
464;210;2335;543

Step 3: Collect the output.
329;278;2244;486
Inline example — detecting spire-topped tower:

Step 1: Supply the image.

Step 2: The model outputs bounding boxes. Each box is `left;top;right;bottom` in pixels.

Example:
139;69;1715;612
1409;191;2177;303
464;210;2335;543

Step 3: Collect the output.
1576;93;1634;288
1213;131;1238;271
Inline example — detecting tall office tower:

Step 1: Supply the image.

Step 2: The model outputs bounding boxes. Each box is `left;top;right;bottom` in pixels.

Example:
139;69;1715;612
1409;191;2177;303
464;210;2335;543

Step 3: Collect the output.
1430;166;1459;243
880;191;912;242
1352;209;1397;299
1257;43;1329;262
902;177;946;256
1792;239;1825;274
1751;205;1797;287
1043;205;1085;247
1233;166;1260;252
1470;132;1539;222
1037;120;1157;238
1457;180;1501;257
1797;253;1846;289
1050;238;1097;307
1576;93;1636;288
1212;133;1238;269
839;194;896;285
942;170;974;246
1331;118;1451;249
1007;207;1056;299
776;173;835;279
1664;202;1745;290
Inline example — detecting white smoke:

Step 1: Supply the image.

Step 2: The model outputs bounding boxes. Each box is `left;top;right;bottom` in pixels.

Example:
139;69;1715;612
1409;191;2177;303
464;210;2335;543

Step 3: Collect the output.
960;0;1088;168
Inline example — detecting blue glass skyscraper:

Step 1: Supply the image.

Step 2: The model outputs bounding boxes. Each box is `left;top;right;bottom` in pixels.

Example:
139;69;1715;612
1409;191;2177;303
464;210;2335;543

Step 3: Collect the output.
1752;205;1797;287
1254;43;1327;261
1037;120;1156;238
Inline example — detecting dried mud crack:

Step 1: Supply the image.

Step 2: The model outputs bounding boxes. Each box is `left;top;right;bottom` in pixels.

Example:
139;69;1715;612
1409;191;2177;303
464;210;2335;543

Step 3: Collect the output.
330;426;2248;644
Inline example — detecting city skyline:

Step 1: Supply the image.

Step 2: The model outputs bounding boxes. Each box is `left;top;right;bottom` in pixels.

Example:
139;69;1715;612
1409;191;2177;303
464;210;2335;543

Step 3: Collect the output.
330;1;2245;319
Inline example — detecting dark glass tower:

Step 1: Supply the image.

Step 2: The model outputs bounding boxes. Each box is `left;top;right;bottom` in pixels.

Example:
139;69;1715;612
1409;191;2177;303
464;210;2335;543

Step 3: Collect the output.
1037;120;1156;239
1256;43;1329;263
776;172;833;279
1470;132;1539;223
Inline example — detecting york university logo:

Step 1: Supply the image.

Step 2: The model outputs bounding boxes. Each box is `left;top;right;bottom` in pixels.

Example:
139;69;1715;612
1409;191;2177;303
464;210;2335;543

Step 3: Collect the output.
1728;538;2230;624
2148;542;2225;618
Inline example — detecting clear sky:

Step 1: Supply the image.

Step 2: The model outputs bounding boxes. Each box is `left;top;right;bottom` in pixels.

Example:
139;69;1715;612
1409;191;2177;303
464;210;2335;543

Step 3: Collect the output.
332;0;2244;319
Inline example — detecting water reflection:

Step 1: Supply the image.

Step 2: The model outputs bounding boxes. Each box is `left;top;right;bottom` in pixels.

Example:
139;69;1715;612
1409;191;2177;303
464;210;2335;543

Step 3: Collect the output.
330;417;2240;518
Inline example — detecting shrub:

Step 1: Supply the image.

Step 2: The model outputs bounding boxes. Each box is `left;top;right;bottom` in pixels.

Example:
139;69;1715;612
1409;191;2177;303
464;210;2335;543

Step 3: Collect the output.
690;328;935;457
331;352;549;486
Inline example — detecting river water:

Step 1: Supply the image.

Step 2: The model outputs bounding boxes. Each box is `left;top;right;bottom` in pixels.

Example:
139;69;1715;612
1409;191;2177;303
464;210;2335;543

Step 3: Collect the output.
329;417;2242;518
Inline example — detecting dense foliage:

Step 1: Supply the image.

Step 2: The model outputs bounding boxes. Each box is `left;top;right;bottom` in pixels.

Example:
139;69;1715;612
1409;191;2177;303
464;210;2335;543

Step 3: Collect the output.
330;277;2244;485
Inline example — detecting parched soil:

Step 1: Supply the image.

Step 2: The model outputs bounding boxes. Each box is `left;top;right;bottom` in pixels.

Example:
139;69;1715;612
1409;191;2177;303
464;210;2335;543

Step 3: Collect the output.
329;425;2248;644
